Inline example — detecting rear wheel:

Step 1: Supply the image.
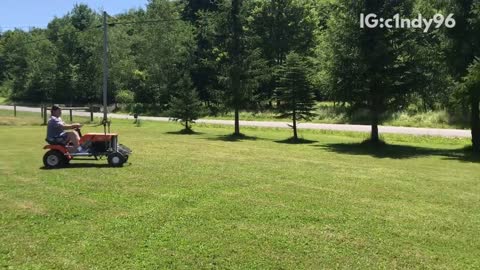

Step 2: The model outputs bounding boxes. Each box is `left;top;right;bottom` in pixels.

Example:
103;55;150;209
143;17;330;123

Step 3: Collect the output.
108;152;125;167
43;150;66;169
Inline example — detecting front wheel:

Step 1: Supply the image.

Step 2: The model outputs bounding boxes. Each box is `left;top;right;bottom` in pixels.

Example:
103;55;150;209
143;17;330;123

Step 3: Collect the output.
108;152;125;167
43;150;66;169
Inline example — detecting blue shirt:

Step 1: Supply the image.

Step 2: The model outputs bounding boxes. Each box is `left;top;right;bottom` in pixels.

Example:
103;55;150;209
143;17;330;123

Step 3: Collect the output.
46;116;65;139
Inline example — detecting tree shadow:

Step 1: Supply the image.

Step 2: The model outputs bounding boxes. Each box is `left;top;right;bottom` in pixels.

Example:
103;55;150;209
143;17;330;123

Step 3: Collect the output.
317;142;480;163
206;133;259;142
442;146;480;163
275;137;317;145
165;129;204;135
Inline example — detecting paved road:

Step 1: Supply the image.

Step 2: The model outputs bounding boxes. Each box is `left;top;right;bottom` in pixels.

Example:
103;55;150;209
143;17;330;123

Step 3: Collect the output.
0;105;471;138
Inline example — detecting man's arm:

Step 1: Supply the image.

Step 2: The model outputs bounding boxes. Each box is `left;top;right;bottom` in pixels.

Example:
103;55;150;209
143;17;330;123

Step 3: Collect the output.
61;123;82;130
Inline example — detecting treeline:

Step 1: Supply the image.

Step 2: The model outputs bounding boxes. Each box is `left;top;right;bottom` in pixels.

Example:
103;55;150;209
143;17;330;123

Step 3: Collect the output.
1;0;480;149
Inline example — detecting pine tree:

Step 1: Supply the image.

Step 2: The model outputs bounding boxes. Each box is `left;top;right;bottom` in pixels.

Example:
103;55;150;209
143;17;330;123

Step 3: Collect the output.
168;75;203;133
320;0;416;144
276;52;316;140
442;0;480;152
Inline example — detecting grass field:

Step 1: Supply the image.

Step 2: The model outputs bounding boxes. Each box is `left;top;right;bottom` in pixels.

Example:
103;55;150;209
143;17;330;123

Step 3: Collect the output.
1;110;479;269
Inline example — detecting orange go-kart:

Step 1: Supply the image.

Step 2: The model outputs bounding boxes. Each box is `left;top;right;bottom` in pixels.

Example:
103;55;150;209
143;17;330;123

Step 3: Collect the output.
43;128;131;169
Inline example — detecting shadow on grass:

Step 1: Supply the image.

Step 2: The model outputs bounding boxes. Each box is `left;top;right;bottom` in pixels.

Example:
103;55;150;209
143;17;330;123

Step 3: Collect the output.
40;163;115;170
165;129;204;135
318;142;480;163
206;133;259;142
275;137;317;145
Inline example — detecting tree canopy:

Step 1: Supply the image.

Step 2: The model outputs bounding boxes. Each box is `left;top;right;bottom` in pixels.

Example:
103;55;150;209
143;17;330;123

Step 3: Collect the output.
1;0;480;149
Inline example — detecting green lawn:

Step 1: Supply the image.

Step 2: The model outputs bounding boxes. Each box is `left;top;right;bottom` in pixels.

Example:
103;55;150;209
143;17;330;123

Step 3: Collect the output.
1;111;479;269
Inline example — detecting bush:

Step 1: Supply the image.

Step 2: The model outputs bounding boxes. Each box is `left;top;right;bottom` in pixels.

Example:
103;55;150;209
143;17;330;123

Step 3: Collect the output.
131;103;145;115
0;80;12;99
115;90;134;111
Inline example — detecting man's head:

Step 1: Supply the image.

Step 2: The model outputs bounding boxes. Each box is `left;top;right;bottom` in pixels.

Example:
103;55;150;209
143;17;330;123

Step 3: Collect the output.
51;105;62;117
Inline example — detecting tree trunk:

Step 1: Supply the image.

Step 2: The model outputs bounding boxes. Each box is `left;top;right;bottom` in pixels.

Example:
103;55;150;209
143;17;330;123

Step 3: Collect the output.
234;107;240;135
471;92;480;152
370;86;381;143
292;110;298;140
371;110;380;143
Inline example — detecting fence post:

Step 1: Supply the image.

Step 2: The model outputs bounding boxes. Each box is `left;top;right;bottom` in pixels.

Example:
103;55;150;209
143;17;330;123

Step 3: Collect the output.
43;106;47;125
41;105;43;118
90;105;94;122
13;104;16;117
69;109;73;122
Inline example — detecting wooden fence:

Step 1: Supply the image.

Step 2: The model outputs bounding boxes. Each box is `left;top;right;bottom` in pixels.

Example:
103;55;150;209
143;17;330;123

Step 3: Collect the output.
8;104;99;124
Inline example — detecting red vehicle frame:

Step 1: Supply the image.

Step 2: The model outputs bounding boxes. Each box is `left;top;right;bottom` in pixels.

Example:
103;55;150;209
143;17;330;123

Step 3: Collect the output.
43;131;131;169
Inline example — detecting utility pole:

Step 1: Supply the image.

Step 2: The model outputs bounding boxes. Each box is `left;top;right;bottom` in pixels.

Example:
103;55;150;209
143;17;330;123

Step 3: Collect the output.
102;11;109;133
231;0;242;136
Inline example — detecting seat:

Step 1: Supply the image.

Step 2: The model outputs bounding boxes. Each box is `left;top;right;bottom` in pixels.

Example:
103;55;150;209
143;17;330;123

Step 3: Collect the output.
45;138;67;146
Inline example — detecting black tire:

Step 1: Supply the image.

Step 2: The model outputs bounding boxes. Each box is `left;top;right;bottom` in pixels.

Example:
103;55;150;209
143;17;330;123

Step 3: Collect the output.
43;150;65;169
124;155;129;162
108;152;125;167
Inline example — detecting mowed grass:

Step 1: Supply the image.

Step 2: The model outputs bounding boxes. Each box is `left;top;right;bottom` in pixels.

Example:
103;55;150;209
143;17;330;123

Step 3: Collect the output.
1;110;480;269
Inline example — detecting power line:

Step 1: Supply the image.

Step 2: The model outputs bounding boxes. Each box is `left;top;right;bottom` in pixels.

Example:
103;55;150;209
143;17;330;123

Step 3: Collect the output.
1;25;101;46
109;18;183;26
0;17;185;47
0;25;48;30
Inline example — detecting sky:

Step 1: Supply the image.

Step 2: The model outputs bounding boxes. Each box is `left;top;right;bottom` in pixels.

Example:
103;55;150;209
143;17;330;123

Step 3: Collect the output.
0;0;149;31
